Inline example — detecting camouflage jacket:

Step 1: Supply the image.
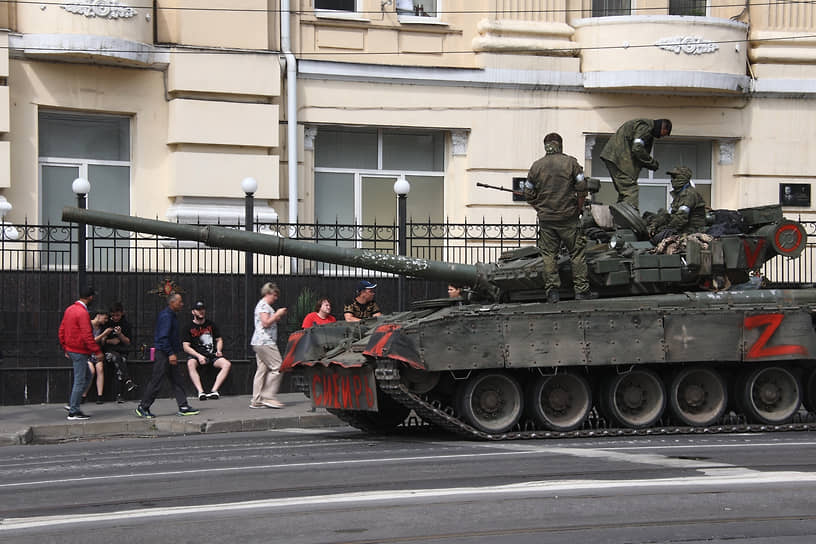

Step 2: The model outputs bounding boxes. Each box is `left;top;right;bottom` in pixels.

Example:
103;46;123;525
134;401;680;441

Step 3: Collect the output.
524;152;587;221
668;185;707;234
599;119;660;178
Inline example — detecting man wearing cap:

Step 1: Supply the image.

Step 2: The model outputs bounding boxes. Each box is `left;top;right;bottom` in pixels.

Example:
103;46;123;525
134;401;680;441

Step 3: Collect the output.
651;166;707;236
182;301;232;401
600;118;672;209
135;293;199;418
344;281;383;322
59;286;104;420
524;132;597;303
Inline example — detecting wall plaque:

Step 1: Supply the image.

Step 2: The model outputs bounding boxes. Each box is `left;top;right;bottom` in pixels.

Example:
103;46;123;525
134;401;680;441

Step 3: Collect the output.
779;183;811;207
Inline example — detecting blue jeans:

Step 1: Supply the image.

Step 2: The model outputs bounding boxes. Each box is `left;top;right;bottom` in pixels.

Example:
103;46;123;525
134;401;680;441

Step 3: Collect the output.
68;352;92;413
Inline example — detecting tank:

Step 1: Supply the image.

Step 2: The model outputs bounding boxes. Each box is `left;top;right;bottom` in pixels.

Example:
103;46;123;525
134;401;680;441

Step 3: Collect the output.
63;206;816;439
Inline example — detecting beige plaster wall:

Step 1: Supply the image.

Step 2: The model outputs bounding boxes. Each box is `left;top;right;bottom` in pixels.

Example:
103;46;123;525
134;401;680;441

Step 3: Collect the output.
0;142;9;189
0;32;8;77
14;0;152;43
167;99;279;148
298;74;813;223
6;60;168;222
157;0;272;50
0;86;7;134
167;52;280;97
295;0;482;68
168;150;280;199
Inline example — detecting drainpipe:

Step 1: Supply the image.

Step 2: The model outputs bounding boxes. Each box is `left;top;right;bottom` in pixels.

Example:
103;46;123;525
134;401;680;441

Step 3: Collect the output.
281;0;298;227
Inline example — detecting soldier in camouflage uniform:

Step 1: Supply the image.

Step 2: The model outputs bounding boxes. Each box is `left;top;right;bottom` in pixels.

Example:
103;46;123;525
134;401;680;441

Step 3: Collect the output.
525;133;597;303
650;166;707;236
600;118;672;209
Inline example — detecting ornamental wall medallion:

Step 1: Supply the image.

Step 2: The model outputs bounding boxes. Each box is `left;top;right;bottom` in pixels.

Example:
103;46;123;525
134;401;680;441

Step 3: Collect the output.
62;1;137;19
655;36;719;55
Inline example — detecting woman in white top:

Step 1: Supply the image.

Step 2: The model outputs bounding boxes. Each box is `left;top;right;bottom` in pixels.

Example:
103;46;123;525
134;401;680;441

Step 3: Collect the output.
249;282;288;409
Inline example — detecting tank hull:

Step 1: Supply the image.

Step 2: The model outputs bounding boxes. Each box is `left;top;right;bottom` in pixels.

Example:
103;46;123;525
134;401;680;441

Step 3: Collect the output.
286;289;816;438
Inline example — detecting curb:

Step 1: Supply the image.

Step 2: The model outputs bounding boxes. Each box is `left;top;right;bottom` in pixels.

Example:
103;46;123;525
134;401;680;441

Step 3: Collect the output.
0;427;33;446
1;413;345;445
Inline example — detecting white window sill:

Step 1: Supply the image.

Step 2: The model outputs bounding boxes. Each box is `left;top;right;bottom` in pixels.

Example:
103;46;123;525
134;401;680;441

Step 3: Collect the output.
398;15;447;26
314;10;371;23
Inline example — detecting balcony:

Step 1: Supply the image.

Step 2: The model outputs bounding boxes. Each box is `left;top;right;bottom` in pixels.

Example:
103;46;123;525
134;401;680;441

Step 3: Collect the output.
10;0;160;67
573;16;750;94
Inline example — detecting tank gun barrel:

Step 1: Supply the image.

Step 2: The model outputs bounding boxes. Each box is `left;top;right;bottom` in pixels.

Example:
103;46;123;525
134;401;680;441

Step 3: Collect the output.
62;207;482;285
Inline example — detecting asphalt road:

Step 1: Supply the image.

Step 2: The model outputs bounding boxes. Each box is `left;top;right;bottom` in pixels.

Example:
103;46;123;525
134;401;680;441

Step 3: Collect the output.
2;427;816;543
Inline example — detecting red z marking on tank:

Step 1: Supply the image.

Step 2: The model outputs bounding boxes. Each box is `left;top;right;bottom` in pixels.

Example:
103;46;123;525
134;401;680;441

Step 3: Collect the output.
742;239;766;269
744;314;807;359
281;330;304;371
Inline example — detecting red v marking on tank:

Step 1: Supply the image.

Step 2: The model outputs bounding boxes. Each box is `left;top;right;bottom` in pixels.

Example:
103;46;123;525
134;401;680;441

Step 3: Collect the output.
744;313;807;359
742;239;766;269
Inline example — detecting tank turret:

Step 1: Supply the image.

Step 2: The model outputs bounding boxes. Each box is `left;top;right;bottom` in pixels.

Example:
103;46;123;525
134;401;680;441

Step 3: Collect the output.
62;205;807;302
63;207;807;301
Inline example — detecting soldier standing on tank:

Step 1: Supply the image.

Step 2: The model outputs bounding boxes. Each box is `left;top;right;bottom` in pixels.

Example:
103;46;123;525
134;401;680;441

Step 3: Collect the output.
524;132;597;303
600;118;672;209
648;166;707;237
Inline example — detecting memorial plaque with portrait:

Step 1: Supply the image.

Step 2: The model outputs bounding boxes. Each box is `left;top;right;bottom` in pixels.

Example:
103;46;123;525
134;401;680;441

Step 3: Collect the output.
779;183;811;207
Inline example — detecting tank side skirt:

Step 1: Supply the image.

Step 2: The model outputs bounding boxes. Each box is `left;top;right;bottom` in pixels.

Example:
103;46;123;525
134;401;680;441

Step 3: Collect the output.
413;307;816;371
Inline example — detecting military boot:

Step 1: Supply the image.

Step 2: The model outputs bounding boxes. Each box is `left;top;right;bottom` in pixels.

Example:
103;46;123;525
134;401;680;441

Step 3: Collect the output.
575;290;599;301
547;289;560;303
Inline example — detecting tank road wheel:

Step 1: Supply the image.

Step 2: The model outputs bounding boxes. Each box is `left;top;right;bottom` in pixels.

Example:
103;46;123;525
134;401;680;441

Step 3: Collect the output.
601;369;666;429
526;372;592;431
457;372;523;434
668;366;728;427
802;368;816;413
741;366;801;425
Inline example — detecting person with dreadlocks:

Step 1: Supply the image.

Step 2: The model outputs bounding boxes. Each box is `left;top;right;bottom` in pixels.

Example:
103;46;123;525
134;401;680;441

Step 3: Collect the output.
600;118;672;209
524;132;597;303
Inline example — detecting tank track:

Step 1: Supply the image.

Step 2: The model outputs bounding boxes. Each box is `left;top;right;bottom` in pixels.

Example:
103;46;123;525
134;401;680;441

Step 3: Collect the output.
376;370;816;441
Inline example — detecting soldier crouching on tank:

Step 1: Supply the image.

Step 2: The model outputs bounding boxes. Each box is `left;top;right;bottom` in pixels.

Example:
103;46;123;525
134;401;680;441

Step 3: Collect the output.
600;118;672;209
524;132;598;303
647;166;707;242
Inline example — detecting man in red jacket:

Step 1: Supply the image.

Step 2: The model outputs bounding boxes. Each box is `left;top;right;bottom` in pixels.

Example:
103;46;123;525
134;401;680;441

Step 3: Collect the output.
58;287;104;420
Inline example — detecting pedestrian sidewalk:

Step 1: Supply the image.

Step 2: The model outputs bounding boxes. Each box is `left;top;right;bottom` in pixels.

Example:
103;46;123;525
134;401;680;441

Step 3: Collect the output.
0;393;343;446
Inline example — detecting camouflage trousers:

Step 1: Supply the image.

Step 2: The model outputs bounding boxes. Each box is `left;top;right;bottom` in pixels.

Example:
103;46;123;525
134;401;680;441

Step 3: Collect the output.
602;159;639;209
537;217;589;293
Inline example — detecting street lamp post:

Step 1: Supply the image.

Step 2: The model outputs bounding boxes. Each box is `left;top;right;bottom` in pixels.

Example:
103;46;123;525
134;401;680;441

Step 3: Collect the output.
241;177;258;359
393;176;410;311
71;178;90;295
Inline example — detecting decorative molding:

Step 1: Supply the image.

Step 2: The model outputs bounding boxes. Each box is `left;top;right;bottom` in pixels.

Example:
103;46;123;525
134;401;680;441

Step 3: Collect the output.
451;130;469;156
655;36;719;55
61;1;137;19
585;135;596;160
718;140;737;165
304;126;318;151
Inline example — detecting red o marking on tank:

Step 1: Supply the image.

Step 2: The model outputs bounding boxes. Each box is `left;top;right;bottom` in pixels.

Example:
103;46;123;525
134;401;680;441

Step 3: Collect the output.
744;313;807;359
775;224;803;254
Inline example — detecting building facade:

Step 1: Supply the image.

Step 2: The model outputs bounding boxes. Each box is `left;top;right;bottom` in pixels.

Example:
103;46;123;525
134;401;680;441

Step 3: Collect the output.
0;0;814;240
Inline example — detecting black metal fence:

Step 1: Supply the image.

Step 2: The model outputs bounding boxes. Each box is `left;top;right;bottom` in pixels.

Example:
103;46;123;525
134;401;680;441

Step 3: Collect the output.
1;218;815;404
0;218;542;362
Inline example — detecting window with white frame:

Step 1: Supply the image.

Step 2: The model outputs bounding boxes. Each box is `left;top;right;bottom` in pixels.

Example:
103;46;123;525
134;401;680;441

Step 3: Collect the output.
314;126;445;253
397;0;438;17
589;136;713;214
315;0;358;12
38;110;131;269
